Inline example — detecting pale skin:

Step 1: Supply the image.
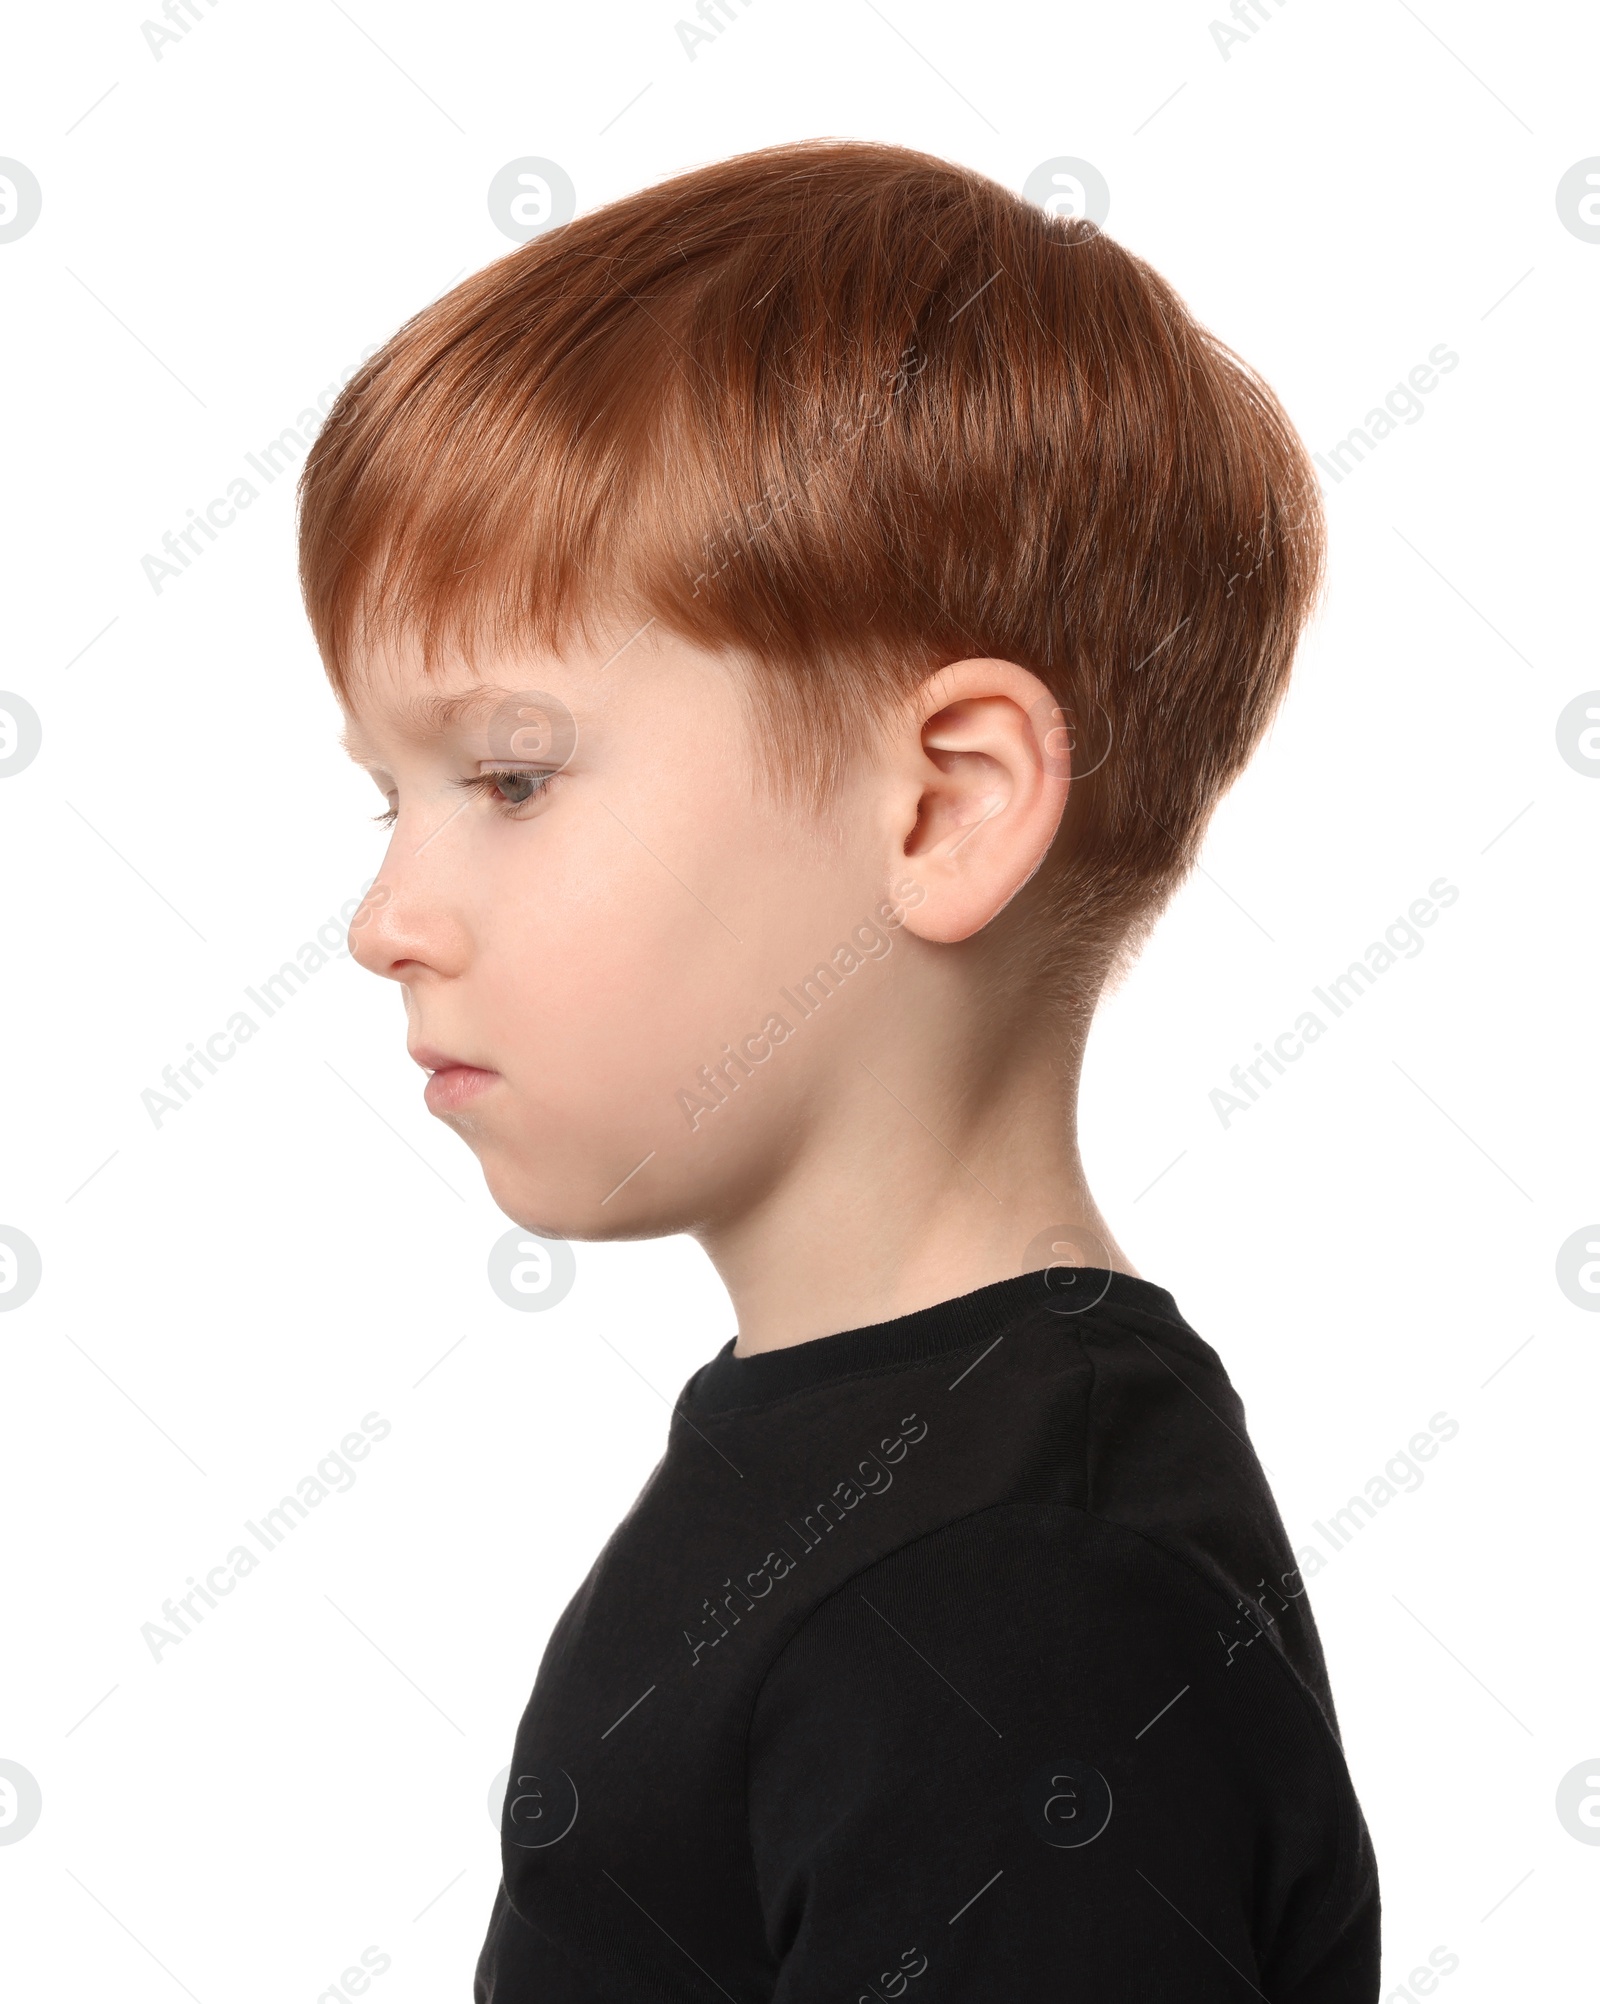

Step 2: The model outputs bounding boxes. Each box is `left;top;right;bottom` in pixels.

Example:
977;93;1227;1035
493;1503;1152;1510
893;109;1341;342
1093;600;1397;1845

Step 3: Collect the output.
339;619;1137;1356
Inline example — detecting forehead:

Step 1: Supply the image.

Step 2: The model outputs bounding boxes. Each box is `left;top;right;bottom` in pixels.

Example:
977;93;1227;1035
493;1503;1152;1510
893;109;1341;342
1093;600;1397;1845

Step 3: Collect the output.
334;618;749;770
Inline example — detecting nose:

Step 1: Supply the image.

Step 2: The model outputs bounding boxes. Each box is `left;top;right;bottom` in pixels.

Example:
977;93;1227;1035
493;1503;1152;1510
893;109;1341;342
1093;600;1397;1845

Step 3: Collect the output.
347;834;471;982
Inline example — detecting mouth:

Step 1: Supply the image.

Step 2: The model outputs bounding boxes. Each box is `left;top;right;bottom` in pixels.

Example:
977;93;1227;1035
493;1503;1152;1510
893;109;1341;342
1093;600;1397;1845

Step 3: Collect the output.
410;1043;501;1114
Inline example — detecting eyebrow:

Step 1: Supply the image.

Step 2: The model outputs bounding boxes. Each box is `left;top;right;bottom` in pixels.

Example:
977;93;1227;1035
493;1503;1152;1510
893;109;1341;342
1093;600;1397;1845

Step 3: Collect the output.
339;686;564;761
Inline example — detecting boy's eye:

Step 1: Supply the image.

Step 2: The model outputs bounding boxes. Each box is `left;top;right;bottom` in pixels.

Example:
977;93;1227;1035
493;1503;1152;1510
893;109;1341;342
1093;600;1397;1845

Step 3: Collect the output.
455;765;561;818
483;769;549;807
369;766;560;831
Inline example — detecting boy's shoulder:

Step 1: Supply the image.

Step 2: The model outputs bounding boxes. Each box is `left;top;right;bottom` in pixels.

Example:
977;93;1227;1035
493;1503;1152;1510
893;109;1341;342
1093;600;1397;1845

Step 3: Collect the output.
669;1270;1334;1714
551;1271;1331;1721
747;1497;1376;1998
484;1274;1378;2003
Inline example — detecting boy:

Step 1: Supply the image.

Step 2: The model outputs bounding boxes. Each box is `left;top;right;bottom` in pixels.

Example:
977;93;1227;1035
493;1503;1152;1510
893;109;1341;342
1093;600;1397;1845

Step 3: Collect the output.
299;140;1379;1999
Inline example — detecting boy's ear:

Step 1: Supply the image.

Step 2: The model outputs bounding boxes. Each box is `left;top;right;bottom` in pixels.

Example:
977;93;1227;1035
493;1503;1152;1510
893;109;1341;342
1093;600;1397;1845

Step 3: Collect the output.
887;659;1071;946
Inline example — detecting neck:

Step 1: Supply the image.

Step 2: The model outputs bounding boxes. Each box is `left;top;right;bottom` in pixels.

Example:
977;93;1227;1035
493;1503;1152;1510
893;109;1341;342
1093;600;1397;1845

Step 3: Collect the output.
701;1033;1136;1357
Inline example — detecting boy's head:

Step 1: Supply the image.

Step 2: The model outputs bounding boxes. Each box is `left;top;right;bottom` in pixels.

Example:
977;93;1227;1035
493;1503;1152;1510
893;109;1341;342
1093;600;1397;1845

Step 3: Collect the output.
299;139;1323;1247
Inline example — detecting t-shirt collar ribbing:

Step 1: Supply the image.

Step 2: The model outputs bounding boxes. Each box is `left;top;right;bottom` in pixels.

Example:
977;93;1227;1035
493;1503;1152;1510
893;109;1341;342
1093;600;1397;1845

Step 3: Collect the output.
683;1267;1181;1415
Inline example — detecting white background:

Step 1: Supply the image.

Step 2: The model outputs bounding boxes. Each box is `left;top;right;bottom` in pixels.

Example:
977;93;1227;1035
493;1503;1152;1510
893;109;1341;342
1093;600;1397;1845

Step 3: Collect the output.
2;1;1596;1997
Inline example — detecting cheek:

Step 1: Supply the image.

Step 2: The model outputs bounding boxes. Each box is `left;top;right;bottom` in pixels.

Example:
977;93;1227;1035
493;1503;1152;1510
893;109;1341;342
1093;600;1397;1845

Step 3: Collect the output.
457;781;878;1185
471;808;760;1091
501;898;739;1076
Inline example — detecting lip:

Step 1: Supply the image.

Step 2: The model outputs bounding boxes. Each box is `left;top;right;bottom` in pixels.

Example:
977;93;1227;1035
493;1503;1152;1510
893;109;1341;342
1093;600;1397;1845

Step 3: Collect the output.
410;1044;501;1115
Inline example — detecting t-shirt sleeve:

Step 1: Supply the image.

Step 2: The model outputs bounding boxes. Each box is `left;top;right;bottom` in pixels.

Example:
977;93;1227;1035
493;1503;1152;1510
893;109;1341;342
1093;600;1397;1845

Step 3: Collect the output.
745;1504;1379;2002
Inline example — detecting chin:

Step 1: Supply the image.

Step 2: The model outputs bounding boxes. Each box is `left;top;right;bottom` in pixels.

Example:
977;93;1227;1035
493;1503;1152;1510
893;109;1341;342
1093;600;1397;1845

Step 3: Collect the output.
477;1148;642;1244
470;1098;784;1243
483;1143;726;1246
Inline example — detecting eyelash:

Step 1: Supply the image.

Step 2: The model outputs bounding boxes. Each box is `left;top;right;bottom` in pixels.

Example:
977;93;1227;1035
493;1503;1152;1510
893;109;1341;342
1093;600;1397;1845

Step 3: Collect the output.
371;768;559;829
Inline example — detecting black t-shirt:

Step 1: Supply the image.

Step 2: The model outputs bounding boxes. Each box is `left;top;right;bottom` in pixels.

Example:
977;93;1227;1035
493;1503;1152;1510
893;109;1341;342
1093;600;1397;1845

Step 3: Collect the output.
476;1268;1380;2001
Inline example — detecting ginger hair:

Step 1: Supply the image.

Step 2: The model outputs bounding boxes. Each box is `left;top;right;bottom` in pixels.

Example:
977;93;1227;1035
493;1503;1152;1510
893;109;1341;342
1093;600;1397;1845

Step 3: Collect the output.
298;138;1324;1012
